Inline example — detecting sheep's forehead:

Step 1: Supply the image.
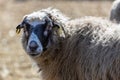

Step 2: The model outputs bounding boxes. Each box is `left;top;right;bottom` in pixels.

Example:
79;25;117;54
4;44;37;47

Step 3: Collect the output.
27;12;47;19
28;20;45;27
25;12;47;27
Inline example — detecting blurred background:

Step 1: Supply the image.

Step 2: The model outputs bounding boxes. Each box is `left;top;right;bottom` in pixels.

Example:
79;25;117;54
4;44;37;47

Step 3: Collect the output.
0;0;114;80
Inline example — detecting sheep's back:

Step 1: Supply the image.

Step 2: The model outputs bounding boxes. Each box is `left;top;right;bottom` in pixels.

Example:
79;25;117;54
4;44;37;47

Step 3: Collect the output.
64;17;120;80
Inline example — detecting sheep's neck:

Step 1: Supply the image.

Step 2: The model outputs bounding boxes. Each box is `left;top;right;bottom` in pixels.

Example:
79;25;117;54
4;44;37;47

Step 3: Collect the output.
39;40;63;65
36;45;61;80
34;37;77;80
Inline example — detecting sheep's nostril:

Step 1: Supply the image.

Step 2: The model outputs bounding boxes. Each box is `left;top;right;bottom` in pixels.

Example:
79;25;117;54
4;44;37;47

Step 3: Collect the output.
29;41;38;52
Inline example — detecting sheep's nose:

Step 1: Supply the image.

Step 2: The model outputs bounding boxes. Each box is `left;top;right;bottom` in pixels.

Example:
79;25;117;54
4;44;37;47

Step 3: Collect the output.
29;41;38;52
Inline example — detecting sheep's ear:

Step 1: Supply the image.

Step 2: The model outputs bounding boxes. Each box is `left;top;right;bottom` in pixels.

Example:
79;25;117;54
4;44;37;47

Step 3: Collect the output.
16;16;28;34
16;24;23;34
53;22;66;38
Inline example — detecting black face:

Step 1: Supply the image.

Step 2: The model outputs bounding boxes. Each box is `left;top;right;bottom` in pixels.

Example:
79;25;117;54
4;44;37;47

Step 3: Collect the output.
23;22;50;57
33;24;49;47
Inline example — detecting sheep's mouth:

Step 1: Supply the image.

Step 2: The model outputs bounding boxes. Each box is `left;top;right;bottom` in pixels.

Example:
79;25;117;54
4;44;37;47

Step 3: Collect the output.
28;52;42;57
30;54;39;57
30;49;47;57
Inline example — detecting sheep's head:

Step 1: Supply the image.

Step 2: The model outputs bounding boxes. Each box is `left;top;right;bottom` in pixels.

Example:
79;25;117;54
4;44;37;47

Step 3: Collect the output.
16;14;66;57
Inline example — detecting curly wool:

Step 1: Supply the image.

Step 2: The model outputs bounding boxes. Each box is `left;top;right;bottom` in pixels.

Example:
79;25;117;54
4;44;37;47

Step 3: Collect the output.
23;7;69;26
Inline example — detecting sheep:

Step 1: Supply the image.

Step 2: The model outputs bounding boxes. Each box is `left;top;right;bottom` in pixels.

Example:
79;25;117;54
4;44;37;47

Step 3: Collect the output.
16;8;120;80
110;0;120;23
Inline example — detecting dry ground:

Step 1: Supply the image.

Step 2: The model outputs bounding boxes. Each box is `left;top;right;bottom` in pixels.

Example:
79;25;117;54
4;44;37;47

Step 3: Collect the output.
0;0;113;80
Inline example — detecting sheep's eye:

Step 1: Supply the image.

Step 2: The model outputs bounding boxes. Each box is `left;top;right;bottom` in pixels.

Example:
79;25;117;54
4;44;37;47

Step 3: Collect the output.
26;26;30;31
24;24;31;37
23;23;31;31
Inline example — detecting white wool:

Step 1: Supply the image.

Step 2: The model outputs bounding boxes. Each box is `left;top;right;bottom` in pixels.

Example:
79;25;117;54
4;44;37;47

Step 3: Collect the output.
23;7;69;26
65;16;120;47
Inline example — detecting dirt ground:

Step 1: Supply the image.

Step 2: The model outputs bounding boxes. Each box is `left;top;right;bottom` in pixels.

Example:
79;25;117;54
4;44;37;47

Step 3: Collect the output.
0;0;112;80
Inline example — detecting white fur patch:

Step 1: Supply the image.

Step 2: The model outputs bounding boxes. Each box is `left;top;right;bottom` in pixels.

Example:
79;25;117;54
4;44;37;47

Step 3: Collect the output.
27;32;43;54
23;7;69;27
29;21;45;27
